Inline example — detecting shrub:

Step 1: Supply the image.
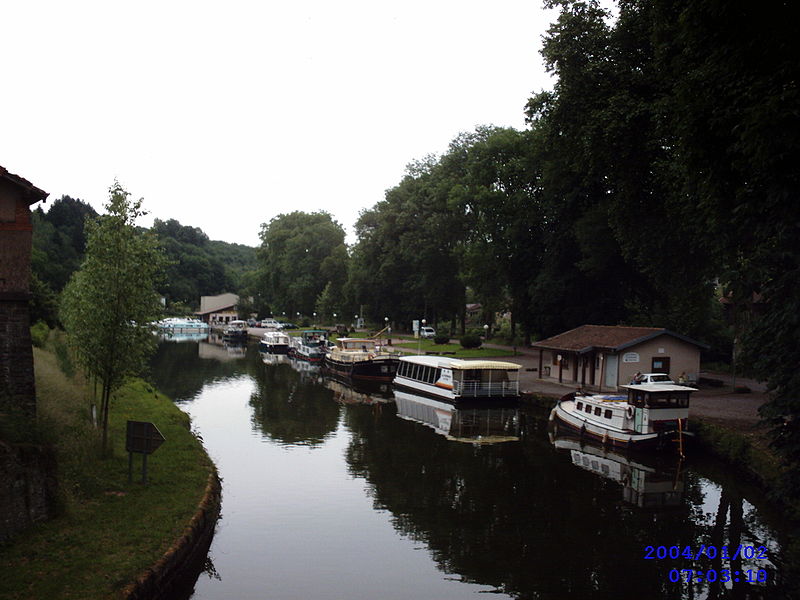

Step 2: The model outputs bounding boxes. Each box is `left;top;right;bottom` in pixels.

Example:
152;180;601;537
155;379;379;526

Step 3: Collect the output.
433;335;450;345
460;334;482;349
30;321;50;348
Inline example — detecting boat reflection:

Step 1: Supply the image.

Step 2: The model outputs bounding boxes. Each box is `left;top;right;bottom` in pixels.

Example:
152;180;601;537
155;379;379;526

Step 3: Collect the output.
322;372;394;405
259;350;291;366
394;389;519;444
549;430;685;508
157;331;210;343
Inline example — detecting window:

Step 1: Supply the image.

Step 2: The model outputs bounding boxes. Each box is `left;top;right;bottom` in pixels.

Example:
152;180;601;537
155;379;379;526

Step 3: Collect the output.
576;402;583;410
604;410;612;419
585;404;592;414
594;407;602;416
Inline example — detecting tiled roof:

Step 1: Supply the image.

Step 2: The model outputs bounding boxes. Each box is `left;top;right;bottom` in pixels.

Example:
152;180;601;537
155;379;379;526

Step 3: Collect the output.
0;165;48;204
531;324;707;352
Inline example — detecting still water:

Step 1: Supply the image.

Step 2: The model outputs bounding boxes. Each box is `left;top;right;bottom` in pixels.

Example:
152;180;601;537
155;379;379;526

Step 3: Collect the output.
149;337;798;600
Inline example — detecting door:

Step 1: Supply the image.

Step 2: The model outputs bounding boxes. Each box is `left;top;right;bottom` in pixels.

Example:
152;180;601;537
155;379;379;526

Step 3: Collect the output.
651;357;671;374
604;354;618;388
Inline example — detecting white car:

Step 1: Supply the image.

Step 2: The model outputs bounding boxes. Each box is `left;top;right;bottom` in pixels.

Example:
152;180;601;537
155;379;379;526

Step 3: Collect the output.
420;326;436;339
261;319;281;329
631;373;675;384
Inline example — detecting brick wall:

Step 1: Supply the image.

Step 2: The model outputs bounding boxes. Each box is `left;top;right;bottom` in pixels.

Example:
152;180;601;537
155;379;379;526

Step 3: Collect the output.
0;295;36;418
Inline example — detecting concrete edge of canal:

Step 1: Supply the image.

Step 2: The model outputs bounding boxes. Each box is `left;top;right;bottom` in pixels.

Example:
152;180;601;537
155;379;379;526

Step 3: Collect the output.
121;467;222;600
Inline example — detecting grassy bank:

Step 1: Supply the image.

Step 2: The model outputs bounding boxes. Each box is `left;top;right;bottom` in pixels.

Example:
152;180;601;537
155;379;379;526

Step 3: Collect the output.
0;346;213;600
390;336;517;358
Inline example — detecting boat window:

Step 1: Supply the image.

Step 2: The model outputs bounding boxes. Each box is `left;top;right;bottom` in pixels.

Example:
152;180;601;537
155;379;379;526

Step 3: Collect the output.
604;409;612;419
584;404;592;414
594;407;602;416
576;402;583;410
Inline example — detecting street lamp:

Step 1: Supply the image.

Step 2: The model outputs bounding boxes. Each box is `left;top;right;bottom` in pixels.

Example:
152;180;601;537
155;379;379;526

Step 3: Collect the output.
483;324;489;339
418;318;426;354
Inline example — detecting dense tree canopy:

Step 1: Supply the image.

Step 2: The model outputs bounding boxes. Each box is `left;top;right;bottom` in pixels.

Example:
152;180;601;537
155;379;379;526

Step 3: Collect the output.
257;212;348;320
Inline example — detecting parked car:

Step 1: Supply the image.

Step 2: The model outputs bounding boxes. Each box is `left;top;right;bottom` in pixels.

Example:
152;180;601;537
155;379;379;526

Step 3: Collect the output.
279;322;299;330
420;326;436;339
260;318;281;329
630;373;674;385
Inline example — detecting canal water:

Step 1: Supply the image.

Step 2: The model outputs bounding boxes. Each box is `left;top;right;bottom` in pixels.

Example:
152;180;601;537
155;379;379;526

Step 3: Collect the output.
149;337;798;600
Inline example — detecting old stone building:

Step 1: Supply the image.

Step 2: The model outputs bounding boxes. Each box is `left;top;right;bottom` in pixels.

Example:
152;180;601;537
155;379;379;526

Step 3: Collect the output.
0;165;48;418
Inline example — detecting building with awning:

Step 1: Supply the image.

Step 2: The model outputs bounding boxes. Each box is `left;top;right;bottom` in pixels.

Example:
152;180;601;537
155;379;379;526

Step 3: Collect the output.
196;293;239;324
531;325;708;391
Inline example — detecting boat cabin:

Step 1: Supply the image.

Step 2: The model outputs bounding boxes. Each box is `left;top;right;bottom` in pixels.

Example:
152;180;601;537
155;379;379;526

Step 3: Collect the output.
395;356;521;401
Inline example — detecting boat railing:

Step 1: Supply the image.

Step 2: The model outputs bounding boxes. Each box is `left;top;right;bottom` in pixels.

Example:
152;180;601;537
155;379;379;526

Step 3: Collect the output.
453;380;519;397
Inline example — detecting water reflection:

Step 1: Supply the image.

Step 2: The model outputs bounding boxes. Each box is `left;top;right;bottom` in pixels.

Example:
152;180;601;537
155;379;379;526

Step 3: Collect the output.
248;358;338;447
394;389;520;444
549;431;685;508
147;340;797;600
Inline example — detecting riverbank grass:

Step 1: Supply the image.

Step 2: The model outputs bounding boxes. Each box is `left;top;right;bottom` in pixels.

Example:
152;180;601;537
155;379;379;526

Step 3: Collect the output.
0;347;213;600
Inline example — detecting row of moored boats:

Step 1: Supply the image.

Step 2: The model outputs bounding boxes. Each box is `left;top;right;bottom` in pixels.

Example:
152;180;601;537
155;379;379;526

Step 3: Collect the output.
259;329;698;453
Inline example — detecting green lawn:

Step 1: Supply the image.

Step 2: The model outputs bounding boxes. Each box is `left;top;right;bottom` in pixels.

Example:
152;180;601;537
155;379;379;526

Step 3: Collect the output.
390;336;518;359
0;347;213;600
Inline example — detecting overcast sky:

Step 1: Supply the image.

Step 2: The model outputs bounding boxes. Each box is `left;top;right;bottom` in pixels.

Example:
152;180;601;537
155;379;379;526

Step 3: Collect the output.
2;1;556;247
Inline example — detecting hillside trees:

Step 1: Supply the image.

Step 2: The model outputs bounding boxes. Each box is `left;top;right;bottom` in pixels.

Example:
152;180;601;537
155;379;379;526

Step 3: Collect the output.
60;182;166;452
257;212;348;320
151;218;256;309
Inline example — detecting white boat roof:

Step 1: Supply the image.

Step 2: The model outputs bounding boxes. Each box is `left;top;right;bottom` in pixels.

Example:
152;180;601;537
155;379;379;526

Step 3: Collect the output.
399;355;520;371
620;384;698;392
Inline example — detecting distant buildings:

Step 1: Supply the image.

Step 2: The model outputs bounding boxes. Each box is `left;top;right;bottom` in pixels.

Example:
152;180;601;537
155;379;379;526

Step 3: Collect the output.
197;293;239;325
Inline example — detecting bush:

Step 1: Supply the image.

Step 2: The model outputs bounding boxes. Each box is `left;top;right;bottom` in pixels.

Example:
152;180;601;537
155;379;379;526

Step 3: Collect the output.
433;335;450;345
30;321;50;348
460;334;482;349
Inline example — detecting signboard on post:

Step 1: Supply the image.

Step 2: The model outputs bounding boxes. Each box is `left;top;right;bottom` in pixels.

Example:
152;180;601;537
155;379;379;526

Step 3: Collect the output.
126;421;165;484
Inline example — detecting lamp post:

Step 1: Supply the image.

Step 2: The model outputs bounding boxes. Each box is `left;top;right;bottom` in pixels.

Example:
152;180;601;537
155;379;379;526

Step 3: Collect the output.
483;324;489;339
418;318;426;354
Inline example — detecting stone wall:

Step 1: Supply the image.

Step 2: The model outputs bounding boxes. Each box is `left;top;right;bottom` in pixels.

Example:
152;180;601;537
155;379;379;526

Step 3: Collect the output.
0;440;58;544
121;469;222;600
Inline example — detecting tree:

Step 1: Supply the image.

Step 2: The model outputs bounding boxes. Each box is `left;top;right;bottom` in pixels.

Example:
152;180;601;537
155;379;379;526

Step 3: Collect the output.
60;182;166;453
257;212;348;318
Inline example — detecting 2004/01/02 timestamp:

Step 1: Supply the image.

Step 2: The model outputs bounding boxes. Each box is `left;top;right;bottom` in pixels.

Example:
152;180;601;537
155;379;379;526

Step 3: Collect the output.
668;569;768;584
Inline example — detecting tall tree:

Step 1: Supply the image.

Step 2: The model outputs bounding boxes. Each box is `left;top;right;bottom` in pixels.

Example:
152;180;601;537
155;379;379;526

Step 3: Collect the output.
257;212;348;319
60;182;166;453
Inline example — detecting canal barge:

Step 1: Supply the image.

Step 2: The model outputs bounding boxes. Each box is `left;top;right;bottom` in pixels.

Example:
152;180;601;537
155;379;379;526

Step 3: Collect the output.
324;337;400;382
550;383;697;451
259;330;291;354
288;329;329;362
393;356;521;404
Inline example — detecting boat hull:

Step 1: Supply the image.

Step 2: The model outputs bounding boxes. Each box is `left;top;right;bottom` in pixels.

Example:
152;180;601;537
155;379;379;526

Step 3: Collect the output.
259;342;289;354
324;356;399;382
552;401;687;450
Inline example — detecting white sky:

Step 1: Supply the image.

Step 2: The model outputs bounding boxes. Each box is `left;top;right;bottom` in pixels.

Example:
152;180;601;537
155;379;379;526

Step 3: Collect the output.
2;0;556;247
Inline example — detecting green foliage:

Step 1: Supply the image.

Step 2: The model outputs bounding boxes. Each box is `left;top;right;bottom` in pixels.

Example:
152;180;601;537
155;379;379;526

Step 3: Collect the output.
31;196;98;294
151;218;256;308
257;211;348;318
459;334;482;349
433;334;450;345
60;181;166;452
29;320;49;348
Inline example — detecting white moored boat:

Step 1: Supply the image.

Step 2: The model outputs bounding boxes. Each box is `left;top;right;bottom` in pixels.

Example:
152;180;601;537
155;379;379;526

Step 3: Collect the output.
393;356;521;403
259;330;290;354
550;383;697;452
